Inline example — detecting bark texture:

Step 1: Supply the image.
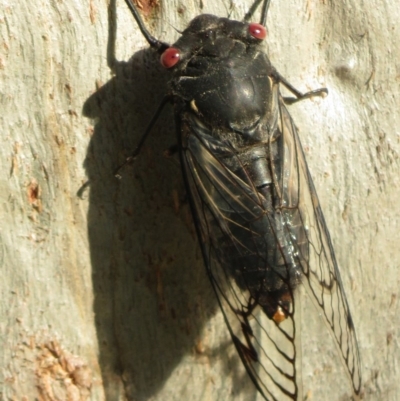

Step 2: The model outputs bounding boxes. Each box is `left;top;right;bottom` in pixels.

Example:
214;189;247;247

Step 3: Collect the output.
1;0;399;400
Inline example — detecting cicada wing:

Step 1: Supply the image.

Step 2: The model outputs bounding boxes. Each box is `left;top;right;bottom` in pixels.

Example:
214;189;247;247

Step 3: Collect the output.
277;98;362;395
180;118;300;401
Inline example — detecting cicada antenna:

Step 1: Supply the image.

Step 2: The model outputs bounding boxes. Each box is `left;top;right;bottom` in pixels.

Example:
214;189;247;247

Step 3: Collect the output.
243;0;271;25
259;0;271;26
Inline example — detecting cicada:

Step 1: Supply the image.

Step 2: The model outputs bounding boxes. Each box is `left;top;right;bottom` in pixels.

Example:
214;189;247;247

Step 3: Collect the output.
117;0;361;399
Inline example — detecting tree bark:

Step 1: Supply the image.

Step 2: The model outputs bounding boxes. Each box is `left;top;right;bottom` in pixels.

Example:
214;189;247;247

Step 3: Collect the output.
1;0;399;400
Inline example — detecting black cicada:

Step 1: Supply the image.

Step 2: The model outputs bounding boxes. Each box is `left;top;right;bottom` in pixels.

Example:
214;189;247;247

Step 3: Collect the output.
118;0;361;399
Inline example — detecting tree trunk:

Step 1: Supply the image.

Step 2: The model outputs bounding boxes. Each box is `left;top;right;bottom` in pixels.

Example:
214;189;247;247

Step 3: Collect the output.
1;0;398;400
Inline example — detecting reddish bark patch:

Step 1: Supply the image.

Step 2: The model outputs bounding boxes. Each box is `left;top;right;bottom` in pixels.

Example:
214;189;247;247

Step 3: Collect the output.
133;0;159;16
36;341;92;401
27;179;42;213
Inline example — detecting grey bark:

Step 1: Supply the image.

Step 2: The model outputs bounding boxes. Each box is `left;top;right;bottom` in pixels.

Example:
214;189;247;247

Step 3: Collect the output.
0;0;399;400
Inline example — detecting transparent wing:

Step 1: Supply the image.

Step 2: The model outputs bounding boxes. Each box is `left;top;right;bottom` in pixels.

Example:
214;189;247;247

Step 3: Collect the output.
277;99;361;394
179;91;360;399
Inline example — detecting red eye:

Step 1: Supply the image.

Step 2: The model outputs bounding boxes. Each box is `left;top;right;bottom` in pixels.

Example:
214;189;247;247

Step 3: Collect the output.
160;47;181;68
248;23;267;40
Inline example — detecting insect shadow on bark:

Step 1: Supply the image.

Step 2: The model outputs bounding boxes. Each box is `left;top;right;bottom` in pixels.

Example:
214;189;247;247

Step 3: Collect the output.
81;0;232;399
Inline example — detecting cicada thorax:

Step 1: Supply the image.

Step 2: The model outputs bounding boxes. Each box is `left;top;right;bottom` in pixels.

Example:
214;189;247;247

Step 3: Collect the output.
168;15;275;135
